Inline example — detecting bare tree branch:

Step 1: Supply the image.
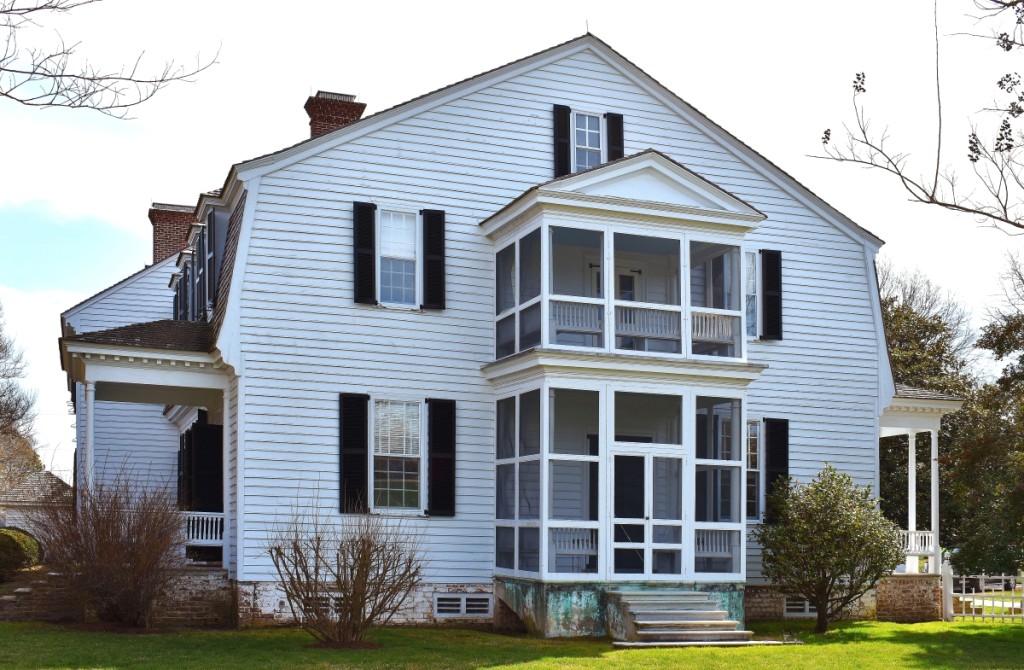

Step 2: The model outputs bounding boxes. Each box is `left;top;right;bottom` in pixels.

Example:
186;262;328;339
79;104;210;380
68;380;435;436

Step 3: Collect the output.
815;1;1024;232
1;1;216;118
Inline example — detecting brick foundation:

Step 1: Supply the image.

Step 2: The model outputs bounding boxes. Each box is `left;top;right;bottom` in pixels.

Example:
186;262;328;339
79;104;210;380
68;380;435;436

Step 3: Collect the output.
876;574;942;623
153;568;235;627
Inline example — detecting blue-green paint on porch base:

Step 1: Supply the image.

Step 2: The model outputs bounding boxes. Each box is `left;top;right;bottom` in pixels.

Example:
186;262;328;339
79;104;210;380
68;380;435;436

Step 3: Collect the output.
493;577;745;638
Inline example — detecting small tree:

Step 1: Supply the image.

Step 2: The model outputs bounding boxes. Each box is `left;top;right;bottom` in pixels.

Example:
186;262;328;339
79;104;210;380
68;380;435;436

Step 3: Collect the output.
751;465;903;633
29;479;185;627
268;510;423;645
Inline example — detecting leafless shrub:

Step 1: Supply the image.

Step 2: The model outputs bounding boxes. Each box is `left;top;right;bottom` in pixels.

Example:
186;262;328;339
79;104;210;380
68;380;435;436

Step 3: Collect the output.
268;509;423;644
29;478;185;627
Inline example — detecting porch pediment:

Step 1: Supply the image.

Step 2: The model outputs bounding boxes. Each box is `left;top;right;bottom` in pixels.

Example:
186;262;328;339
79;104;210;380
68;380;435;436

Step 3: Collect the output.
481;150;765;239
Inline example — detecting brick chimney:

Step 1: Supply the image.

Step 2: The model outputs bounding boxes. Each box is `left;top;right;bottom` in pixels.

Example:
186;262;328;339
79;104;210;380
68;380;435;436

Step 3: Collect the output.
304;91;366;138
148;203;196;264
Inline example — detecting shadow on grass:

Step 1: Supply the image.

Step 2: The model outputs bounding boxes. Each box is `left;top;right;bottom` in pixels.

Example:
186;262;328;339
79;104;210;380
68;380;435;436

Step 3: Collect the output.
0;622;613;670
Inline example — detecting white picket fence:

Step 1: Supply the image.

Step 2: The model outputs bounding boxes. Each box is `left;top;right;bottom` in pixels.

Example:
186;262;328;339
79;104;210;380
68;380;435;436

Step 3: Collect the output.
943;564;1023;622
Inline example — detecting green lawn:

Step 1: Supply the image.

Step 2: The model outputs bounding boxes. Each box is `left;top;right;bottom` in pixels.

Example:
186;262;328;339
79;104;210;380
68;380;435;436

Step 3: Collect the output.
0;620;1022;669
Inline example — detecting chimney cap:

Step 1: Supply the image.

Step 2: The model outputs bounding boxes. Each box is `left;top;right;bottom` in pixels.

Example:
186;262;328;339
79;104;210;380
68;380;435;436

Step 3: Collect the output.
313;91;357;103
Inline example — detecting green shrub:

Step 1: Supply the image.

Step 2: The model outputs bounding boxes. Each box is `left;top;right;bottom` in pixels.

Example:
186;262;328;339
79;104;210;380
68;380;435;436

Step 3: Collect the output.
0;528;40;581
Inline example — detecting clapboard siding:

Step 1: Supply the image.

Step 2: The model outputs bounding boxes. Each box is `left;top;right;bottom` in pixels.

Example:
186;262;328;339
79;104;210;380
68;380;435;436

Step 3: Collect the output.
66;257;181;490
232;45;884;585
91;400;179;491
64;257;176;333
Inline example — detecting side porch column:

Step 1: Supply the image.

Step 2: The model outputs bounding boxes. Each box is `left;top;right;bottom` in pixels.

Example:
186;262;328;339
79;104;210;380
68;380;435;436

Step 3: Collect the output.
906;432;918;573
85;380;96;486
930;429;940;575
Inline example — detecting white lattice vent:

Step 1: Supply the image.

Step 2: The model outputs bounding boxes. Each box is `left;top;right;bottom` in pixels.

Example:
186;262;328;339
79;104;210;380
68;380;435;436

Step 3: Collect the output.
433;594;493;618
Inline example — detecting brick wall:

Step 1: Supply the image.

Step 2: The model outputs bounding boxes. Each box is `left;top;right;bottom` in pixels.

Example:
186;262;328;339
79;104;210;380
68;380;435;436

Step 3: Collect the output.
148;204;196;264
876;574;942;623
745;585;784;621
153;568;235;627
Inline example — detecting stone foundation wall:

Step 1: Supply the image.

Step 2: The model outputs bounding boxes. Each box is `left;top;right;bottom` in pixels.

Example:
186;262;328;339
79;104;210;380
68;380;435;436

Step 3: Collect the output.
745;584;876;622
876;574;941;623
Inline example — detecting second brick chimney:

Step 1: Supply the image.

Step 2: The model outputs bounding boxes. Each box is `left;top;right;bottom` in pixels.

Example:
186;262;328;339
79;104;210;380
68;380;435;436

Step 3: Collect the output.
304;91;366;138
148;203;196;264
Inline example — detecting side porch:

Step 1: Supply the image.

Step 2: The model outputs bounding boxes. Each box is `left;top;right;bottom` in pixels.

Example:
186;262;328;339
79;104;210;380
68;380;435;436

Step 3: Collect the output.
59;321;234;569
880;384;963;575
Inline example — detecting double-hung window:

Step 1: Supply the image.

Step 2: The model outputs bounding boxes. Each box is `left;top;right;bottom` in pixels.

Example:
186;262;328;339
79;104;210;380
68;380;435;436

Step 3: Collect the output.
373;399;423;510
745;251;758;338
574;112;602;171
746;419;761;520
379;211;418;306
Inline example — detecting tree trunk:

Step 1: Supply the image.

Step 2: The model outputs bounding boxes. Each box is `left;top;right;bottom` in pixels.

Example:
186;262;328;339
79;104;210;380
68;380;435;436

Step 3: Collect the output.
815;608;830;634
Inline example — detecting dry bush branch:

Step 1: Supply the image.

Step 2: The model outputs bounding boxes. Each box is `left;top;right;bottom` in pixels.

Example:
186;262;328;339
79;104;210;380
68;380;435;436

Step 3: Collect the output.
28;478;185;627
268;506;423;644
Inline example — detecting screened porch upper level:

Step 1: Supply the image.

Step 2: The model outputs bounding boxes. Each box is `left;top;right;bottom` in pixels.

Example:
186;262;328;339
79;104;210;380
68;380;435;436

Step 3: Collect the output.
482;151;767;365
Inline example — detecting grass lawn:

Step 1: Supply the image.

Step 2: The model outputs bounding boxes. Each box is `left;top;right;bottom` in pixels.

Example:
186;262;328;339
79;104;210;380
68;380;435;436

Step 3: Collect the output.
1;619;1022;670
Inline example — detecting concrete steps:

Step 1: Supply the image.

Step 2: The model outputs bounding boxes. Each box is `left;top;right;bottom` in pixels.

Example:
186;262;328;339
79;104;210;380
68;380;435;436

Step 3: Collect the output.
608;589;765;648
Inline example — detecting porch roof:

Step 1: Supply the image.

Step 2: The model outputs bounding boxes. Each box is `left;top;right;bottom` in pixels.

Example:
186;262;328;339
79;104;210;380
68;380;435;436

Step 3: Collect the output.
880;384;964;437
63;319;215;353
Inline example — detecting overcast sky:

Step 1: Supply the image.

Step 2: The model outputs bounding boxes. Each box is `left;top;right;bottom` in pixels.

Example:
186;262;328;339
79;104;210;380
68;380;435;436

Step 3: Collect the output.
3;0;1023;481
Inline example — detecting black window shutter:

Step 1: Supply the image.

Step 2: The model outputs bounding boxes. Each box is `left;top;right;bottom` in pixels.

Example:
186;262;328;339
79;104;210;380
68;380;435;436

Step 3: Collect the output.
421;209;446;310
553;104;572;177
339;393;370;513
353;201;378;305
606;113;624;161
761;249;783;340
763;418;789;523
426;398;456;517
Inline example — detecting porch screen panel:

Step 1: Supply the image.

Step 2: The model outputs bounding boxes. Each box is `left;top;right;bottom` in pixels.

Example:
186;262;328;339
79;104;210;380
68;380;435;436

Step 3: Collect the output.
615;392;681;445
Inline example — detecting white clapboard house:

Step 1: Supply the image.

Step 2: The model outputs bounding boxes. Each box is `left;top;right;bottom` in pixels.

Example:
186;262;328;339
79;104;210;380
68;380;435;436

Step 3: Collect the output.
58;35;961;641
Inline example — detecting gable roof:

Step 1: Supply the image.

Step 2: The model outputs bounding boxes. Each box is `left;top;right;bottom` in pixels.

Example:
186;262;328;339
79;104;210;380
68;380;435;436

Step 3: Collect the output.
61;255;176;331
481;148;766;237
63;320;215;353
0;471;72;505
230;33;882;248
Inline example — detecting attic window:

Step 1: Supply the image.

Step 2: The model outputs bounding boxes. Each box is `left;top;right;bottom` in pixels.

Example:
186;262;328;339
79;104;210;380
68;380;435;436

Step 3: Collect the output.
433;594;493;618
574;112;602;171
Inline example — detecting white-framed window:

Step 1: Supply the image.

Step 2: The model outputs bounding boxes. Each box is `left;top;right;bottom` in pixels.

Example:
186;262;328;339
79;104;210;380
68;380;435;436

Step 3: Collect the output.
746;419;761;521
745;251;759;338
372;399;423;510
573;112;602;171
379;210;418;306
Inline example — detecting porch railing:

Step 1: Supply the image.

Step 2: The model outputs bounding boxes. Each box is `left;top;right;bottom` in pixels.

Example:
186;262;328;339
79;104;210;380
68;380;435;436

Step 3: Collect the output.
694;528;733;557
691;310;735;344
616;306;680;339
183;511;224;547
900;530;935;556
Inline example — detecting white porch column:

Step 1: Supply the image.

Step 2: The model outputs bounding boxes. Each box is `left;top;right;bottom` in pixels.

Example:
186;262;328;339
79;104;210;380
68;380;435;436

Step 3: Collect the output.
930;429;941;575
222;386;232;575
84;381;96;487
906;432;918;573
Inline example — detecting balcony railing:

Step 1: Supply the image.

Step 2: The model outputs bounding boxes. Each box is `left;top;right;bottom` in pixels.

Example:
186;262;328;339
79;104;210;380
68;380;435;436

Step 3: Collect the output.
183;511;224;547
615;306;680;339
900;530;935;556
695;528;733;558
691;310;735;344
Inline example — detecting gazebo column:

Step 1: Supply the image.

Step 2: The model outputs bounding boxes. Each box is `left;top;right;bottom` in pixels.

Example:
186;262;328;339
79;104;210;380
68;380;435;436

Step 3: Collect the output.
906;432;918;573
930;429;940;575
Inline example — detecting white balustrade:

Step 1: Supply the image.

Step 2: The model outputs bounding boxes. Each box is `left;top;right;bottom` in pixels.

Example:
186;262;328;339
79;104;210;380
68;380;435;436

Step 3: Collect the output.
184;511;225;547
550;528;598;556
900;530;935;556
615;306;680;339
694;528;734;558
691;311;736;344
550;301;602;334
